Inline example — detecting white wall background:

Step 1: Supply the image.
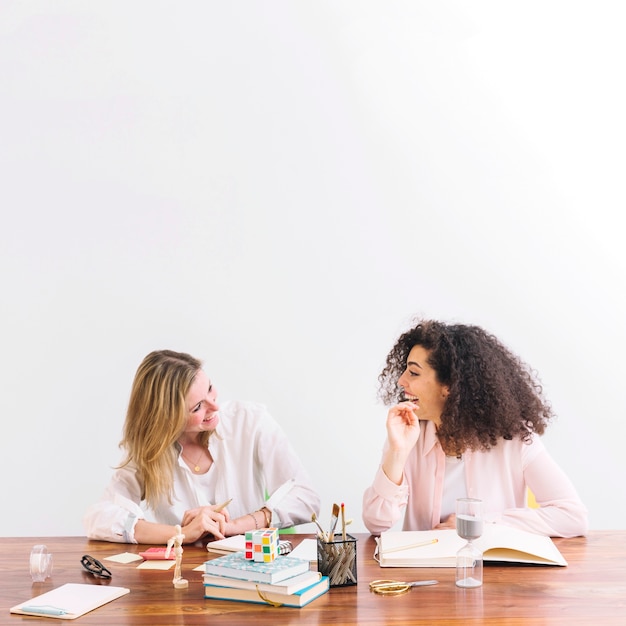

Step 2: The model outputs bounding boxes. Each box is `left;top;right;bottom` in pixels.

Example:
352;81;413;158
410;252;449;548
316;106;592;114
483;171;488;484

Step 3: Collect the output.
1;1;624;537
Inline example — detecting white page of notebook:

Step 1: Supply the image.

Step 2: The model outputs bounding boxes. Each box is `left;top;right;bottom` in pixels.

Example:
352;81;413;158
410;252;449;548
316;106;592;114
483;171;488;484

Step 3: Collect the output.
10;583;130;620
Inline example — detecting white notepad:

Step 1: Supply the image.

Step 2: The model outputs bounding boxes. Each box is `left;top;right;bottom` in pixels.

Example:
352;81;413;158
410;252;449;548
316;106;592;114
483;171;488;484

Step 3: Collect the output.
10;583;130;619
289;538;317;563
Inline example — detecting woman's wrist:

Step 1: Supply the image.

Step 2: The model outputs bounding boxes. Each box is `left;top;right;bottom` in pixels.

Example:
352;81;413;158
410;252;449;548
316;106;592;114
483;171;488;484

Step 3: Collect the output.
259;506;271;528
248;511;260;530
244;508;271;531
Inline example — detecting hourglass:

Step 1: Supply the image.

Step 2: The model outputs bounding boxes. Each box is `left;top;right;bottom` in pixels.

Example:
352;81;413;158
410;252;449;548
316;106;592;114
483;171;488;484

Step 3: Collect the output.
455;498;483;588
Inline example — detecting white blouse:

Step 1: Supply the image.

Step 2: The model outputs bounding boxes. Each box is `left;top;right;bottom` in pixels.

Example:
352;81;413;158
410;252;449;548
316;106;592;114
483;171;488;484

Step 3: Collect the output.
83;400;320;542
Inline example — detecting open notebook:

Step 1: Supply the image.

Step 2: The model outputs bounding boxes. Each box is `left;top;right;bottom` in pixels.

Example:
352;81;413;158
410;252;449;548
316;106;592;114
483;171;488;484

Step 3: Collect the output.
206;534;316;563
206;533;295;556
10;583;130;619
377;525;567;567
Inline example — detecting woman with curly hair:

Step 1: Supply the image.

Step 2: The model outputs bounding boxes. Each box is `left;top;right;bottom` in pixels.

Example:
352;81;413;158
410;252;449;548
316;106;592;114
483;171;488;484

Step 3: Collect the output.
84;350;320;544
362;320;587;538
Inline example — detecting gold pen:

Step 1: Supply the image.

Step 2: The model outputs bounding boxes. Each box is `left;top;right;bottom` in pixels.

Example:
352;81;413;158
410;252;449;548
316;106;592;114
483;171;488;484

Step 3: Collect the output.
214;498;232;512
382;538;438;554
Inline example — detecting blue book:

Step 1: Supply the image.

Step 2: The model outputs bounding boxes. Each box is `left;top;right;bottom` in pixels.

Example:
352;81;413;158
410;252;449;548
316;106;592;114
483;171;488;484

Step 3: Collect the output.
204;576;329;607
204;551;310;584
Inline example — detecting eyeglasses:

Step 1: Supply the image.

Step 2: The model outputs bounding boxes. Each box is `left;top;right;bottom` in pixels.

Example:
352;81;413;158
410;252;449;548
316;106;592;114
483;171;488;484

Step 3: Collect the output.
80;554;112;579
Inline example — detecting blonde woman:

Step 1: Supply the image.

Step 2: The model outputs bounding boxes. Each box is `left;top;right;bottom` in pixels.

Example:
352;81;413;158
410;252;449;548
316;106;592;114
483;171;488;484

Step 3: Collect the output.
84;350;320;544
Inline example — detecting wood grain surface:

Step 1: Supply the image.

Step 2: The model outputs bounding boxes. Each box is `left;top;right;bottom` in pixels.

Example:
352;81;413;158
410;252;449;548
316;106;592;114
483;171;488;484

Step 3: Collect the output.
1;532;623;625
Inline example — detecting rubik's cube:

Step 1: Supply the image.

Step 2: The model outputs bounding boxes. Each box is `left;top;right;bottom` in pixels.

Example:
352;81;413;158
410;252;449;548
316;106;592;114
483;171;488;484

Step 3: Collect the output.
245;528;279;562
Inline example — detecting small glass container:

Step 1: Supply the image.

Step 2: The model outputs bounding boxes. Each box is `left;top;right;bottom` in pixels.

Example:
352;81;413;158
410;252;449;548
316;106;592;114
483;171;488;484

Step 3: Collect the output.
30;545;53;582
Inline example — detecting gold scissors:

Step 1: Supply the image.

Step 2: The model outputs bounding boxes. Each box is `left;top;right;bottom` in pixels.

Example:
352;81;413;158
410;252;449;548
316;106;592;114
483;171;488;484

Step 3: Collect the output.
369;579;439;596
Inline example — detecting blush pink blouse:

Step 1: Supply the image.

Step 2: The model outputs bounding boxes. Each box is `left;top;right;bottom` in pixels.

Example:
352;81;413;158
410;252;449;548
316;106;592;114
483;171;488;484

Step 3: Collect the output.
362;420;588;538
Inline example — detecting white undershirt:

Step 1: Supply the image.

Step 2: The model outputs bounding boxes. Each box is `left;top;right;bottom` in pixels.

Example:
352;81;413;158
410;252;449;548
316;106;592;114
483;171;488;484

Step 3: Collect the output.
187;463;217;507
440;455;467;522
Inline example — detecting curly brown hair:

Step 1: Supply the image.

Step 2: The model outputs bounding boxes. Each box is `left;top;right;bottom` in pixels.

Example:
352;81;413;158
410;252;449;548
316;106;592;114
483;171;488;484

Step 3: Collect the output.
378;320;553;454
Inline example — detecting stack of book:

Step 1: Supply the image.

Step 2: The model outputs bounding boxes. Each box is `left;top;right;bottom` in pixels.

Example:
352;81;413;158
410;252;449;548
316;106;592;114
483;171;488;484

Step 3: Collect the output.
203;551;329;608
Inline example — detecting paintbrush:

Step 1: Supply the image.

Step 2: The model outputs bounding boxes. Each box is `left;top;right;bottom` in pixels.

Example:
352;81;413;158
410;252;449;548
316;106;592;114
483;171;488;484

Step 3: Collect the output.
328;503;340;541
311;513;327;541
341;502;346;541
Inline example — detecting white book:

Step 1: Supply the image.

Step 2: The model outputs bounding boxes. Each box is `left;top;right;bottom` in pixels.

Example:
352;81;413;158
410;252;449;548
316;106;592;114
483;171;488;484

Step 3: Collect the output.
377;525;567;568
203;569;322;595
206;534;248;554
204;576;329;608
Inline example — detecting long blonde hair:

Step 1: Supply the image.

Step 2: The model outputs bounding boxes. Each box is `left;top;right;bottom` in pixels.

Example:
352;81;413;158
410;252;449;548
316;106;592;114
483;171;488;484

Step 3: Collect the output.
119;350;209;507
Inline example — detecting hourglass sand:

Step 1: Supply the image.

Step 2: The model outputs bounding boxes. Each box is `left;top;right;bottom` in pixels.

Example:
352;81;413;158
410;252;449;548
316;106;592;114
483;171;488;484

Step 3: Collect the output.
455;498;484;588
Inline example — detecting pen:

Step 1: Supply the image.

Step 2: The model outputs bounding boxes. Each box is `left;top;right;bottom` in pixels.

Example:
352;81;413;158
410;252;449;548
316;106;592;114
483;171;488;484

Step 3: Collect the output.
21;605;68;616
214;498;232;512
382;538;439;554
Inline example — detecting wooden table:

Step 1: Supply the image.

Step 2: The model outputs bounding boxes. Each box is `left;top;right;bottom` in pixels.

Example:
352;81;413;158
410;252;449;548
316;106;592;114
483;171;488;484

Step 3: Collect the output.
1;532;624;624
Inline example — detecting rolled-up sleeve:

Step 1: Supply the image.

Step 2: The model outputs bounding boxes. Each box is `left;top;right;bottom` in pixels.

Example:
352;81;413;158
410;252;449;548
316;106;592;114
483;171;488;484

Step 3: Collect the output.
83;467;146;543
362;465;409;535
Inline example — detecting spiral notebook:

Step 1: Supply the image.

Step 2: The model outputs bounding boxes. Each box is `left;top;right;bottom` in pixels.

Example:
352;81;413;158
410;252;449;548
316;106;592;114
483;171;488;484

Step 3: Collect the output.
10;583;130;619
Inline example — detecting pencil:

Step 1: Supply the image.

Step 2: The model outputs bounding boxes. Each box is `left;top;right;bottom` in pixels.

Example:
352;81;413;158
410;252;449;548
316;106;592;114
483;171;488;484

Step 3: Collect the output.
382;538;438;554
214;498;232;512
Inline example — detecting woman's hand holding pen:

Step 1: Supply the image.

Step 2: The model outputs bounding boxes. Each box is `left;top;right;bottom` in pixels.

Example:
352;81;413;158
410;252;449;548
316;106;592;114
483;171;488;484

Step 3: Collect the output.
181;505;230;542
382;402;420;486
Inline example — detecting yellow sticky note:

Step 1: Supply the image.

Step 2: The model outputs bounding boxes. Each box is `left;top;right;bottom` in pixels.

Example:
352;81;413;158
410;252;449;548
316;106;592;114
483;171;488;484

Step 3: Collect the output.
137;560;176;570
104;552;143;564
